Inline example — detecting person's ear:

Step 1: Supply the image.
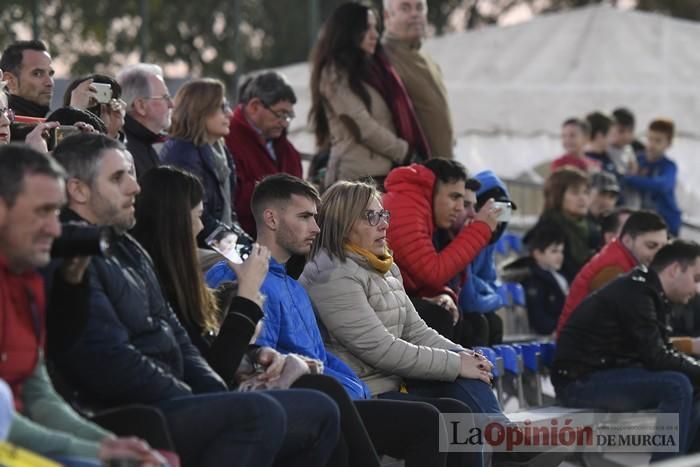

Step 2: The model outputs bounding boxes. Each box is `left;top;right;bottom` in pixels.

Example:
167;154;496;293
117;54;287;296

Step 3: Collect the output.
66;178;90;205
621;234;633;250
262;207;277;231
131;98;147;117
3;71;19;94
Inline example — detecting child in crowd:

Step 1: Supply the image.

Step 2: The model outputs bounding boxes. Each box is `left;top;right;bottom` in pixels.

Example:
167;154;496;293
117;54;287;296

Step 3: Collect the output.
550;117;594;173
624;118;682;236
516;226;568;335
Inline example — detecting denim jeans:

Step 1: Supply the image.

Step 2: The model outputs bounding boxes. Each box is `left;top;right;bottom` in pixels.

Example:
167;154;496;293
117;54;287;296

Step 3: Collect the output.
406;377;503;415
554;367;700;461
0;379;11;441
156;388;339;467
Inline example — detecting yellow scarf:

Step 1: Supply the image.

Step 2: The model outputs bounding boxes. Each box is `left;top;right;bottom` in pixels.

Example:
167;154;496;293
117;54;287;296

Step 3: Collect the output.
345;243;393;274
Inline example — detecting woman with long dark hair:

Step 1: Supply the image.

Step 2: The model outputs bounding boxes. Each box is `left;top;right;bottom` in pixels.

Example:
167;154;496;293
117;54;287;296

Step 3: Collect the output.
135;166;456;467
309;2;429;189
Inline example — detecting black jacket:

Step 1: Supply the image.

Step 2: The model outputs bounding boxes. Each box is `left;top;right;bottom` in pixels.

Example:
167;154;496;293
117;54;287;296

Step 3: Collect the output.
504;257;566;335
553;267;700;387
8;94;50;142
50;209;226;408
123;114;162;182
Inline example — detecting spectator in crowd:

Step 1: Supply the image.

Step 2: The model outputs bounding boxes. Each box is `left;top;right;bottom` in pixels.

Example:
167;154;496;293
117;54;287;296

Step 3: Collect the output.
161;78;237;245
226;71;302;236
608;107;643;208
309;2;429;189
556;210;667;336
583;111;615;175
0;71;59;151
63;74;126;140
521;226;568;335
600;207;633;245
207;173;462;467
0;380;11;441
382;159;500;341
527;167;599;282
553;240;700;461
0;41;95;144
458;170;514;347
608;107;644;166
0;144;163;466
550;117;593;173
382;0;453;158
624;118;682;237
0;41;54;118
588;171;620;224
117;63;172;181
49;133;340;467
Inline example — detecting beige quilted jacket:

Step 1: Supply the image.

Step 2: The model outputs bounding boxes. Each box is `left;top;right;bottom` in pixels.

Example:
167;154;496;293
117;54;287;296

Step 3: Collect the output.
319;65;409;187
299;250;462;396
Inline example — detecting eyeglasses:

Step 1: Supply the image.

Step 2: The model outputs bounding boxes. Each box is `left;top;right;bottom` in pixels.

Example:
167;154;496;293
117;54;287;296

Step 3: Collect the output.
143;94;173;103
262;102;295;124
0;107;15;123
363;209;390;226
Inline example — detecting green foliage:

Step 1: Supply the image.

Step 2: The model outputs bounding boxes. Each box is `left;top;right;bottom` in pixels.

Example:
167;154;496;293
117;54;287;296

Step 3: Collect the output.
0;0;697;84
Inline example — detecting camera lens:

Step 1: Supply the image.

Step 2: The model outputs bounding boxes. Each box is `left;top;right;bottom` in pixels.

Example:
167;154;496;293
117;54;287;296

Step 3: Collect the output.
51;222;115;258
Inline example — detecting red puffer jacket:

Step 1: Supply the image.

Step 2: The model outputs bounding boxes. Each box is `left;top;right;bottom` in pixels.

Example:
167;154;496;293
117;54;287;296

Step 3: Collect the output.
382;165;492;298
556;239;637;336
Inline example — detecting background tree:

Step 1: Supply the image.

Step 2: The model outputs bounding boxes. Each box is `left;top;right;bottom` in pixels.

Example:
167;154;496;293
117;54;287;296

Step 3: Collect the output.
0;0;697;88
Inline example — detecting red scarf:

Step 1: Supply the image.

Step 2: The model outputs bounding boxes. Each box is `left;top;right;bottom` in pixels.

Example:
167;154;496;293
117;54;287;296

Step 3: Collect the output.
363;49;431;162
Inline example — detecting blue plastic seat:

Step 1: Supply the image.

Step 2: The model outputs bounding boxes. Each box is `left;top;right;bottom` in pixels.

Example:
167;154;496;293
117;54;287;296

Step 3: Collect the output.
506;233;524;255
495;235;511;256
539;341;556;368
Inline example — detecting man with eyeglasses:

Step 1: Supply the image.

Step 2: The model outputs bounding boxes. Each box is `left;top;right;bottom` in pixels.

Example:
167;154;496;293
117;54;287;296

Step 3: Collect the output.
225;71;302;237
116;63;173;181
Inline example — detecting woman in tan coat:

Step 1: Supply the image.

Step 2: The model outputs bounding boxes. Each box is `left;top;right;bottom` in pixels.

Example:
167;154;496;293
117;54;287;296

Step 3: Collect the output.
309;3;430;190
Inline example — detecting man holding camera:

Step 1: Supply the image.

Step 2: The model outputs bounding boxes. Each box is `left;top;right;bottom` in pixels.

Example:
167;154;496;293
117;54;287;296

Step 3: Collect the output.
381;159;500;341
0;144;162;465
48;133;340;467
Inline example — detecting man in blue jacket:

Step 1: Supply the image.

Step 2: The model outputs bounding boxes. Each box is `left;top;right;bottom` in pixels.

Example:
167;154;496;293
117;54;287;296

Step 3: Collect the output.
624;118;682;236
49;134;339;467
206;174;370;400
458;170;516;347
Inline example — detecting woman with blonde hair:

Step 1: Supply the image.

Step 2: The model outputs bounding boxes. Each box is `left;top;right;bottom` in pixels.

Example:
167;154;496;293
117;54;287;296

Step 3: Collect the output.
299;180;508;467
161;78;236;245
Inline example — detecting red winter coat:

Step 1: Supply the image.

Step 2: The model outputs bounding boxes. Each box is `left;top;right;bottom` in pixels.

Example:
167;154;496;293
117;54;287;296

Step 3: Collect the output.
556;239;637;336
0;255;46;410
382;165;492;298
225;106;303;236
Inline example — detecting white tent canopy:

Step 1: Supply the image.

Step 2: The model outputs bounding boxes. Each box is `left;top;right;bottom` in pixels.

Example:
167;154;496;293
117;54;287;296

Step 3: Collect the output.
278;4;700;221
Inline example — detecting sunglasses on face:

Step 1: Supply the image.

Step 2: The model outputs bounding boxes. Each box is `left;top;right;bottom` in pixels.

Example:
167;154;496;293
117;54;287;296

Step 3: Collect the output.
363;209;391;226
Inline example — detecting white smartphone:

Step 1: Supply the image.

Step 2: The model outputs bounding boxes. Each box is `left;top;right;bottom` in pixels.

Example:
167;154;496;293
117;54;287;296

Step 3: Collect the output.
92;82;113;104
492;201;513;223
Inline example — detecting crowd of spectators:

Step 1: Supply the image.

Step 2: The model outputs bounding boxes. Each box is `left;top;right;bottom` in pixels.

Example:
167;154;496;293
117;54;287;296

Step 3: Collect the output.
0;0;696;465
